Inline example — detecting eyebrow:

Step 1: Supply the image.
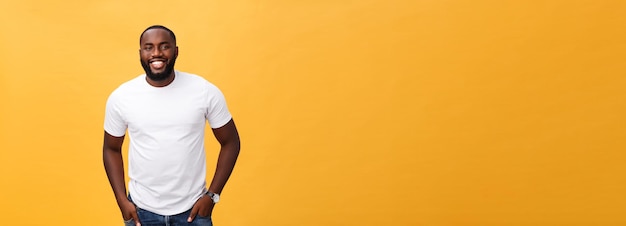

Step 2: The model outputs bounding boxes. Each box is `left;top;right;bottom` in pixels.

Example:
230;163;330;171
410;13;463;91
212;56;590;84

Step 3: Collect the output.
142;41;172;46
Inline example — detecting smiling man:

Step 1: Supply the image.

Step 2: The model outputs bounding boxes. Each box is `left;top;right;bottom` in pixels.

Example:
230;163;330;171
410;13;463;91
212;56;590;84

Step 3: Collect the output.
103;25;240;226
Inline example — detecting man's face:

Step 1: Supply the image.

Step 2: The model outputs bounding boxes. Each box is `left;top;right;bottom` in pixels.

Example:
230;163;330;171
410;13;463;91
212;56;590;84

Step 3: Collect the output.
139;29;178;81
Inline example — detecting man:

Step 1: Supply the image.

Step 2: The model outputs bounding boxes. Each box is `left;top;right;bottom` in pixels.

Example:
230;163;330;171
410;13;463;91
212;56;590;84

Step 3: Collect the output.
103;25;240;226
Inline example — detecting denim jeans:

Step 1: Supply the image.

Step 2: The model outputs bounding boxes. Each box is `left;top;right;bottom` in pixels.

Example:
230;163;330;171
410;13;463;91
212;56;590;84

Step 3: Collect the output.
124;196;213;226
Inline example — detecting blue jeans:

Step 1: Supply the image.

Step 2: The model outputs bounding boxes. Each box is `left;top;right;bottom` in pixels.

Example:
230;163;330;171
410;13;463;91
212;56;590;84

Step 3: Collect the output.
124;196;213;226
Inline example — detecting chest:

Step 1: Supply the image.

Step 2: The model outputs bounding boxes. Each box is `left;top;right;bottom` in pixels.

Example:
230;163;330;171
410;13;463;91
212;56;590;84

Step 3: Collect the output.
121;91;207;130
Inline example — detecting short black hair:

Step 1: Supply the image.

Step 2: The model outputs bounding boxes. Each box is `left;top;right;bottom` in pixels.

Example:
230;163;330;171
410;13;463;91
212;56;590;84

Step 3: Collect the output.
140;25;176;44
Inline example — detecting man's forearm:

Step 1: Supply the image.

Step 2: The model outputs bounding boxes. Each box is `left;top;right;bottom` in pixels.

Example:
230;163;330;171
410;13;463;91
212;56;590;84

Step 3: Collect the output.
103;148;129;202
208;142;240;194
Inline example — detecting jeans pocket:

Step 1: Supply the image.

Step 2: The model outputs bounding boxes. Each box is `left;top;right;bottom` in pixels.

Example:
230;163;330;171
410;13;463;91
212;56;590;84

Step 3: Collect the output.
192;216;213;226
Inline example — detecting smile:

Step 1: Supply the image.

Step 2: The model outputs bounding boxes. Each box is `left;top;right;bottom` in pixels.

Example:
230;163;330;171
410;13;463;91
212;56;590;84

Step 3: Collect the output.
150;60;166;69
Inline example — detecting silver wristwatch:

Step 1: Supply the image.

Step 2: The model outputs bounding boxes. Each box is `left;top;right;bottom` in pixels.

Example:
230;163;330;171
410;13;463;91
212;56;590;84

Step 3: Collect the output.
206;191;220;204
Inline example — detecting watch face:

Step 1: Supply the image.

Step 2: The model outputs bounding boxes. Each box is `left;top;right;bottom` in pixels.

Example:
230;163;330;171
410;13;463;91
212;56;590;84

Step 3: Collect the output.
207;192;220;203
212;193;220;203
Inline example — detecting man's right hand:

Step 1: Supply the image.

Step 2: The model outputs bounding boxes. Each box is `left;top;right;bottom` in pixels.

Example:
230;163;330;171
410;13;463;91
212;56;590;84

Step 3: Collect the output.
119;199;141;226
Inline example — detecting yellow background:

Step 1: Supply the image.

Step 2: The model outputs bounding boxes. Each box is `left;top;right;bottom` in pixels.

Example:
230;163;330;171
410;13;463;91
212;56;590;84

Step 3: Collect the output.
1;0;625;225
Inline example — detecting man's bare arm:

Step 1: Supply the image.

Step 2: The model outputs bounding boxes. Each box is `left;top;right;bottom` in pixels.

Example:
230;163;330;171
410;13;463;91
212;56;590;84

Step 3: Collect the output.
208;119;241;194
188;119;241;221
103;131;140;226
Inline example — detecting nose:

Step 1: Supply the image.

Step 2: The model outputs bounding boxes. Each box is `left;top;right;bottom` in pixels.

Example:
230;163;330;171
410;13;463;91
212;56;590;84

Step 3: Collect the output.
151;48;163;57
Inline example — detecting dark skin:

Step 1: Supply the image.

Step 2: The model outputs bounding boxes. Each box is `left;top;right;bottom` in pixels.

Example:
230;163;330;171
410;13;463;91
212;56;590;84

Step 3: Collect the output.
139;28;178;87
103;28;241;226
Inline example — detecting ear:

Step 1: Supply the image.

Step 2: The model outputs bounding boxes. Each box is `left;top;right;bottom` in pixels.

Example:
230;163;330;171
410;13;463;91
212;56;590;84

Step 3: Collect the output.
175;46;179;57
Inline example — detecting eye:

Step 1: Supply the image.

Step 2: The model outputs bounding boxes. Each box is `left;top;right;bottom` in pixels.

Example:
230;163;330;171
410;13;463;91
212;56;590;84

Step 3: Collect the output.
160;45;170;50
143;46;153;51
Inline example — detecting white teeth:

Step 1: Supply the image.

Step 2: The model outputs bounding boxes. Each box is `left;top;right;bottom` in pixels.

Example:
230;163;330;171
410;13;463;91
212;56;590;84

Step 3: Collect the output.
151;61;164;67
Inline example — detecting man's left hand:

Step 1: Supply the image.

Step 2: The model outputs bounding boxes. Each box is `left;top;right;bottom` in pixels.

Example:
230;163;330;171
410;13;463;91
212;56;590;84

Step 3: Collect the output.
188;195;215;222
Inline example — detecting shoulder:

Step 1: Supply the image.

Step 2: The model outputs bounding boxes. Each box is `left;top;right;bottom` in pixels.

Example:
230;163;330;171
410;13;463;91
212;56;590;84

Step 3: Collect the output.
108;74;145;99
177;71;222;92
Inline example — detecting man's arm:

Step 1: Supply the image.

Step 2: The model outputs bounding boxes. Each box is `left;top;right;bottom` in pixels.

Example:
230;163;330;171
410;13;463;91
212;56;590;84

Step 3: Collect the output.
103;131;140;226
188;119;240;221
208;119;241;194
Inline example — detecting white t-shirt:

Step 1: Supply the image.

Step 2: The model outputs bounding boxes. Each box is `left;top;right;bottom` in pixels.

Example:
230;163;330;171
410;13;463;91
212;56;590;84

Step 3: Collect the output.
104;71;232;215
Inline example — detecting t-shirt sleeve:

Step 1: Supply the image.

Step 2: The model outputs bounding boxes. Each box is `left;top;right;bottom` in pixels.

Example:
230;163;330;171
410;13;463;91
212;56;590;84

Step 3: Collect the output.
104;92;127;137
205;84;233;129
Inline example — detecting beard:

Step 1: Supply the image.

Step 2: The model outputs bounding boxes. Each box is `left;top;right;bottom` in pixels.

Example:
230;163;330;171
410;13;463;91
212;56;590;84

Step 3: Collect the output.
141;57;177;81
